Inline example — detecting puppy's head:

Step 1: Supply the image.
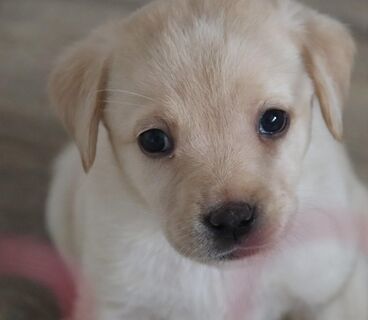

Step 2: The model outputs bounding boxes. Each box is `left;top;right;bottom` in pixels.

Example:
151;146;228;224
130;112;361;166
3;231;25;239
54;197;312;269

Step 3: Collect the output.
49;0;355;263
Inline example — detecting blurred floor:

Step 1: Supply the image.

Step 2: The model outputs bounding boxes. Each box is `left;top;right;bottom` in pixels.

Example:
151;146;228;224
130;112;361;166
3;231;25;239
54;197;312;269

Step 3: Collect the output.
0;0;367;237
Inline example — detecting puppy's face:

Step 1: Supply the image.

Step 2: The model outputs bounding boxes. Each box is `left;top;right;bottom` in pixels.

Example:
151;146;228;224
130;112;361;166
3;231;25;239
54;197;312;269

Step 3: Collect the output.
50;0;355;263
106;21;313;262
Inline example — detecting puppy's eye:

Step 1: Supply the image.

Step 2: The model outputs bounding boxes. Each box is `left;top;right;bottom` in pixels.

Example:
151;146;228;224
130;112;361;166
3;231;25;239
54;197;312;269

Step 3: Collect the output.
259;109;289;136
138;129;173;156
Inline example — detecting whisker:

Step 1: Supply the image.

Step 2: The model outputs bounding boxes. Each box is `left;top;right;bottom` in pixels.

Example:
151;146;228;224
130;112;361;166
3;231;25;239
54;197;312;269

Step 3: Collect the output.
102;100;143;108
97;88;156;103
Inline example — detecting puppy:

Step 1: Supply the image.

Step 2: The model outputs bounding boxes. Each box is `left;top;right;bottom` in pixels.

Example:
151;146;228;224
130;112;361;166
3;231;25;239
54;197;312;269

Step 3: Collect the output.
47;0;368;319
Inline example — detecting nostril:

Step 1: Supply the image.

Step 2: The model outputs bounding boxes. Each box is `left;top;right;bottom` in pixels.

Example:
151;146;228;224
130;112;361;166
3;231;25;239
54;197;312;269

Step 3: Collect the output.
204;202;256;238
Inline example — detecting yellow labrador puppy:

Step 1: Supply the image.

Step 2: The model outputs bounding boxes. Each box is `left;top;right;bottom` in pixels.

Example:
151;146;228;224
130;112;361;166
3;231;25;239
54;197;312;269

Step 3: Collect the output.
47;0;368;319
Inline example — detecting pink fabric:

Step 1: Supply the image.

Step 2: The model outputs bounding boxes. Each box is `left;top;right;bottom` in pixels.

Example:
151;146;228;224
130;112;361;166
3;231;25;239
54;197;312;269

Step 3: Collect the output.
0;235;76;318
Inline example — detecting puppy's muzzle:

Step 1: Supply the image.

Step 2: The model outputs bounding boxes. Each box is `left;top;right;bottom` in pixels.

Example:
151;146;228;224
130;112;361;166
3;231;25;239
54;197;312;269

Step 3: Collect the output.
203;202;257;245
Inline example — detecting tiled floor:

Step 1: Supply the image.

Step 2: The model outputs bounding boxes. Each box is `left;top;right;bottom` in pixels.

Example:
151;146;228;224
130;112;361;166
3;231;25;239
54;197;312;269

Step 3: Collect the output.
0;0;367;237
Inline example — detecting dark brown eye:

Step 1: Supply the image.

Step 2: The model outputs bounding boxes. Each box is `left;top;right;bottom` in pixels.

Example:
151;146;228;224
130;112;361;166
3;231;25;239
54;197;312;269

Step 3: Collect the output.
138;129;173;156
259;109;289;136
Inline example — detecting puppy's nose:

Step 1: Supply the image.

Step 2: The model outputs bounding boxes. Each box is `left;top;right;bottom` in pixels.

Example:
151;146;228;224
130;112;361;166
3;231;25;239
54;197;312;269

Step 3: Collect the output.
204;202;256;241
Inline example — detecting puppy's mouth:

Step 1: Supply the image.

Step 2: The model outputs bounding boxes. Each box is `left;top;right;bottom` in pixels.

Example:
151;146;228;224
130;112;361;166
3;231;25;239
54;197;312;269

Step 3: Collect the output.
209;237;276;262
213;241;275;261
195;207;267;261
168;203;286;264
168;220;279;264
203;221;280;262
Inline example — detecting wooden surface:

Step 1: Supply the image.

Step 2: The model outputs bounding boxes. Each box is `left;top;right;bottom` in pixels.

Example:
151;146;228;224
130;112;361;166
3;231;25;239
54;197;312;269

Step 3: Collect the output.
0;0;367;237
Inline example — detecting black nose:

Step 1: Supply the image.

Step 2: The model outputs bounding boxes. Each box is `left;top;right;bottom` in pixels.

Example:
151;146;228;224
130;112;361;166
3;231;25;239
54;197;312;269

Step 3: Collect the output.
204;202;256;241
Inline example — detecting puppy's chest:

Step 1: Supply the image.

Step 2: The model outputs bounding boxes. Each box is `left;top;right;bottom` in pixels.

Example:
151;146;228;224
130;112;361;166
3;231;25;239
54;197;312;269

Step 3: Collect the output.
108;256;264;320
95;248;253;319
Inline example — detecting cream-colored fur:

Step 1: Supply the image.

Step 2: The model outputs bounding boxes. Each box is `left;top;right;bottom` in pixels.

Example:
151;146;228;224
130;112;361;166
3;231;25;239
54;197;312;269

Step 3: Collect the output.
47;0;368;319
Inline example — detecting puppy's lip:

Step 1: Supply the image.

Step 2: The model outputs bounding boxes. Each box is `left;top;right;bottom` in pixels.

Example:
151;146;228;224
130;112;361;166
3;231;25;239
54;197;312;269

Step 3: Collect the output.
212;227;277;261
232;242;274;259
215;242;273;261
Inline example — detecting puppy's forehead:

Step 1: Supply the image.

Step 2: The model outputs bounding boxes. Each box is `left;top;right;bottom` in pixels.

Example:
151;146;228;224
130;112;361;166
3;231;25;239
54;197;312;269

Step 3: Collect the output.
112;0;305;131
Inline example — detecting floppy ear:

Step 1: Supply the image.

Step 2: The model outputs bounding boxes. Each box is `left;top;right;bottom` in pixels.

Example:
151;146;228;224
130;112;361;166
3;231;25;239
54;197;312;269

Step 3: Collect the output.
49;33;110;172
301;9;356;140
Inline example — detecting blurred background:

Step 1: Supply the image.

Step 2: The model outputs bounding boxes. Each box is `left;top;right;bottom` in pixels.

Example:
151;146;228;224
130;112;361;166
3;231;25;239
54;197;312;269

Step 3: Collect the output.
0;0;367;241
